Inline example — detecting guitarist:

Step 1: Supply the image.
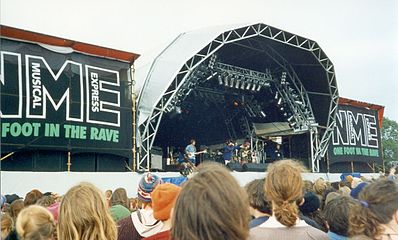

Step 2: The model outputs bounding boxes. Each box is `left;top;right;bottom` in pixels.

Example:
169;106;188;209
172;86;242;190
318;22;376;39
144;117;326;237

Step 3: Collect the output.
185;139;197;165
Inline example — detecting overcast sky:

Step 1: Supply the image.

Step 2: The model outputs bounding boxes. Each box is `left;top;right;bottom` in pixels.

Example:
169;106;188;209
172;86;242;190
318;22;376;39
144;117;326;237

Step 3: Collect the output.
1;0;397;121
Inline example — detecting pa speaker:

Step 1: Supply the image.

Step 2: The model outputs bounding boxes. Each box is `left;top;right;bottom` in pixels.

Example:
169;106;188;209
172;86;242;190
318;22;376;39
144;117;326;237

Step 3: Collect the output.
227;162;244;172
242;163;268;172
151;154;164;171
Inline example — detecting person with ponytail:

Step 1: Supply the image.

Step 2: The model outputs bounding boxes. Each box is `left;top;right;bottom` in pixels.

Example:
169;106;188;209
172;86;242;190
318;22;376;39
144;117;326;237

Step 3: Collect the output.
349;179;398;240
249;160;328;240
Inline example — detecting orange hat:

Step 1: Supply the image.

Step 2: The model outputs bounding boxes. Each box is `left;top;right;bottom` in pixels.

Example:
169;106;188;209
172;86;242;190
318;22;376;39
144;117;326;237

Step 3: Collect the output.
151;183;181;221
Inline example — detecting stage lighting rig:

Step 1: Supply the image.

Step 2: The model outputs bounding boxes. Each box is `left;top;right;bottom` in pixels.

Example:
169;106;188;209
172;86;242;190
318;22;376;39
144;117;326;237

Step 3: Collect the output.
273;71;317;133
208;60;272;92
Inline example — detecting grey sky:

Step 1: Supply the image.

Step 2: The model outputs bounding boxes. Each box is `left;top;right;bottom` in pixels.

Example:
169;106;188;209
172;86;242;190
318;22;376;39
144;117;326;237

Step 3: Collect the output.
1;0;397;121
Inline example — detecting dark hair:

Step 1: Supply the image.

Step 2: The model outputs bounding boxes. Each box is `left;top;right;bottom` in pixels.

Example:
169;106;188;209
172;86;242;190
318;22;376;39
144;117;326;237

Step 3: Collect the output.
190;139;196;144
321;187;337;210
24;190;43;207
349;179;398;238
245;179;271;215
171;162;250;240
111;188;129;209
10;199;24;221
323;195;356;237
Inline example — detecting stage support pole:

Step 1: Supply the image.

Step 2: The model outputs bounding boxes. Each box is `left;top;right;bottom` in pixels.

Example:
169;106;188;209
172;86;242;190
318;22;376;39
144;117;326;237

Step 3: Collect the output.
350;161;354;173
67;151;71;172
131;64;137;172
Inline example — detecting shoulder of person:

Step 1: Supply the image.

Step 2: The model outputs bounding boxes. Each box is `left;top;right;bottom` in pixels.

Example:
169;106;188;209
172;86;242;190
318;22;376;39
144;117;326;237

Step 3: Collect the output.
305;226;329;240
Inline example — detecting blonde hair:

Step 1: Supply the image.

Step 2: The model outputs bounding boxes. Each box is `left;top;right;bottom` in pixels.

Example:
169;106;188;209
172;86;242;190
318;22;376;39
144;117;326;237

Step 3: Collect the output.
58;182;117;240
265;159;304;227
1;213;14;239
15;205;55;240
313;178;327;196
171;162;250;240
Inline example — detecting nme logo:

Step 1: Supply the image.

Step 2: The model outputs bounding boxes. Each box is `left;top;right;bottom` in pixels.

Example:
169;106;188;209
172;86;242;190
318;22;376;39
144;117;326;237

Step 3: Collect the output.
0;51;121;127
332;109;378;148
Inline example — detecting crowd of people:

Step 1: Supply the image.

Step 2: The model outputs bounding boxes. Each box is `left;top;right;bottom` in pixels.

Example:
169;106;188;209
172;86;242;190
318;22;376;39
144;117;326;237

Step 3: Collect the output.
1;160;397;240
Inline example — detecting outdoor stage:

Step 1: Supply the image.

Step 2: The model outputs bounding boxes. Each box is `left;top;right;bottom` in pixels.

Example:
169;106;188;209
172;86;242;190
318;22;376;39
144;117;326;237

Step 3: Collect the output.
1;171;380;197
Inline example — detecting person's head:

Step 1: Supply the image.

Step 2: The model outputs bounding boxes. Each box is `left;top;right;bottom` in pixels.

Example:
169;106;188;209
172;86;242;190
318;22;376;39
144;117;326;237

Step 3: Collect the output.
110;188;129;209
299;191;321;215
36;196;56;208
1;195;6;209
350;182;368;199
349;179;398;238
151;183;181;221
105;190;113;199
324;192;340;207
1;213;13;239
337;186;351;195
171;162;250;240
58;182;117;240
129;197;140;211
244;178;272;216
16;205;55;240
313;178;327;196
24;190;43;207
137;173;162;207
265;159;304;227
302;180;313;193
10;199;24;221
323;195;356;237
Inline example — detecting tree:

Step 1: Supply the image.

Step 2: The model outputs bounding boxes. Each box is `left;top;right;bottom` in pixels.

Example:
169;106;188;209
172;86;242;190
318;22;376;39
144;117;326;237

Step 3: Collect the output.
381;117;398;164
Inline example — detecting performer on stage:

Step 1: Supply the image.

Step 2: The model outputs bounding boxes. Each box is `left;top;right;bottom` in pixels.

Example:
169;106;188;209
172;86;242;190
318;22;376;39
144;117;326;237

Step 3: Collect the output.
223;140;241;165
275;143;284;160
185;139;197;165
239;140;251;164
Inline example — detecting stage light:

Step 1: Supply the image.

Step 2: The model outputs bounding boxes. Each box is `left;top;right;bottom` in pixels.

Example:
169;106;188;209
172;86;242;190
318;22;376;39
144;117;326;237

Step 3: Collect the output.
218;75;223;85
241;81;245;90
274;92;279;100
277;98;282;105
295;100;304;106
230;77;235;88
251;83;257;91
246;82;251;90
235;79;241;89
260;111;266;117
256;84;262;91
224;76;229;86
287;115;294;122
283;112;288;117
175;106;182;114
280;107;284;111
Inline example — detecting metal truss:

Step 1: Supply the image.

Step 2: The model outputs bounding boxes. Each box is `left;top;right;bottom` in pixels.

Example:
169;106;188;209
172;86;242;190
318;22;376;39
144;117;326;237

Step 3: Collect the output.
137;23;339;172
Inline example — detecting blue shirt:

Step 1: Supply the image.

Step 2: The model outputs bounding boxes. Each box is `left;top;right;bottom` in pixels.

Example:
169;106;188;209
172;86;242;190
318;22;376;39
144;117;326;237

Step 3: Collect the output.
327;231;348;240
223;145;240;161
185;144;196;163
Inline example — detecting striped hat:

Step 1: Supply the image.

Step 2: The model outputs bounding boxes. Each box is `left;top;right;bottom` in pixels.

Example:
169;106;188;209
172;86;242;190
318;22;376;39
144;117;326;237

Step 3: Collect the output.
137;173;162;202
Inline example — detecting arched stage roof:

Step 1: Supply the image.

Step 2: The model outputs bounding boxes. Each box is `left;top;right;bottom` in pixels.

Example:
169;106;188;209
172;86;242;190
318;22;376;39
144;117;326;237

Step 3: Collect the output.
136;22;339;172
